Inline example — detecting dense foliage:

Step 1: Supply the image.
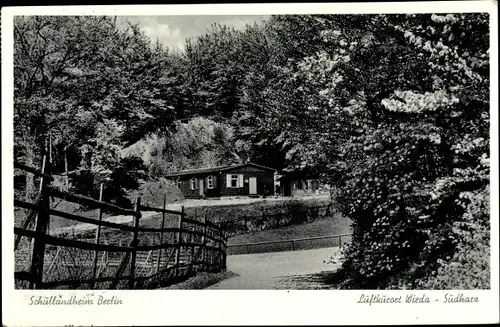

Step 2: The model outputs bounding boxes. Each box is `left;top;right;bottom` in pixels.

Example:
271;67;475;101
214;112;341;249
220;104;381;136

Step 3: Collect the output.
14;16;177;205
269;14;490;289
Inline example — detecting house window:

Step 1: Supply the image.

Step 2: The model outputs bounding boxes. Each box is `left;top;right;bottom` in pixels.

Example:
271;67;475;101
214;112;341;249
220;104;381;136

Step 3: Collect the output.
230;174;239;188
207;175;214;189
226;174;243;188
190;178;197;190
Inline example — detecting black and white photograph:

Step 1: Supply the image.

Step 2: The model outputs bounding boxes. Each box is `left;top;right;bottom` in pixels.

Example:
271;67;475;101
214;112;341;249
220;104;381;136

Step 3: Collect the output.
2;2;499;326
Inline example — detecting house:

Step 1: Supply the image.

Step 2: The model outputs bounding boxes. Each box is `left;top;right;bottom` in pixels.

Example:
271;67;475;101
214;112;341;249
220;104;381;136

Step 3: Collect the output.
166;163;276;199
276;171;321;197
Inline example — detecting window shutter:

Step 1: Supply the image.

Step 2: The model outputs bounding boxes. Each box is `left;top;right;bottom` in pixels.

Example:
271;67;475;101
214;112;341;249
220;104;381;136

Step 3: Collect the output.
226;174;231;188
238;174;244;188
213;175;217;188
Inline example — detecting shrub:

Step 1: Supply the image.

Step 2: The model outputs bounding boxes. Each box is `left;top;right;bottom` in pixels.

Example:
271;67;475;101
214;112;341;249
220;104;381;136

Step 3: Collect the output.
390;186;490;289
127;178;184;208
285;200;310;225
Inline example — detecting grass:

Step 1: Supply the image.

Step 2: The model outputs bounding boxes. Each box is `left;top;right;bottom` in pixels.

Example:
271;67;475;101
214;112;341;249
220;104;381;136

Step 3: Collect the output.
228;212;352;245
159;271;238;289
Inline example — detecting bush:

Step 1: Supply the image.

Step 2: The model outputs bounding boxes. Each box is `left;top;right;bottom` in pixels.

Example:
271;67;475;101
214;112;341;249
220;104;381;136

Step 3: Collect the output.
414;240;489;289
285;200;310;225
127;178;184;208
390;186;490;289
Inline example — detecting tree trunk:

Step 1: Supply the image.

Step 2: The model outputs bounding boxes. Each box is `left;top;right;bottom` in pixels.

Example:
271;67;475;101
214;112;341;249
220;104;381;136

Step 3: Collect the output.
24;144;37;203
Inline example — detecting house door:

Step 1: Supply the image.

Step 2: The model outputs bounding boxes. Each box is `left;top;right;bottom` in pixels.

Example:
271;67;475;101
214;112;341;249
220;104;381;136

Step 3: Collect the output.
199;179;204;196
249;177;257;195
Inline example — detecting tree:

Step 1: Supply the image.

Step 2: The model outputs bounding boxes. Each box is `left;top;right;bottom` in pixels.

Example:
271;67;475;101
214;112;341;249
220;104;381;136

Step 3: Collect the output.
14;16;177;205
146;117;242;176
277;14;489;289
184;24;243;118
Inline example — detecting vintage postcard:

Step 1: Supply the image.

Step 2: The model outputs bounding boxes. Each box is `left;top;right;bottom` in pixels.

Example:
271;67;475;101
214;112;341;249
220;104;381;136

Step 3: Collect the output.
2;1;499;326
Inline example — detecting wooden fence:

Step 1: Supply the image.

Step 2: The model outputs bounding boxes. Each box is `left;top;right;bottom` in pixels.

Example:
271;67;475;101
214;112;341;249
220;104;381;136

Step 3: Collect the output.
14;157;227;290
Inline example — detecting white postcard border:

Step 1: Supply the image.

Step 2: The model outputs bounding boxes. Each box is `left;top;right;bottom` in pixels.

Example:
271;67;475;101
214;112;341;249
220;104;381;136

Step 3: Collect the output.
2;1;499;326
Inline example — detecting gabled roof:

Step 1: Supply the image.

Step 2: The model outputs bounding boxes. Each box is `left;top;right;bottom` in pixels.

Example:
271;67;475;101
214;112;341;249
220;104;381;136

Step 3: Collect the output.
165;165;228;177
166;163;276;177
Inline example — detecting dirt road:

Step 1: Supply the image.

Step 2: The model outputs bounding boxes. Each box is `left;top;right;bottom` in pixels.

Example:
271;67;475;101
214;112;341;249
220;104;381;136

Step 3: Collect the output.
207;247;342;289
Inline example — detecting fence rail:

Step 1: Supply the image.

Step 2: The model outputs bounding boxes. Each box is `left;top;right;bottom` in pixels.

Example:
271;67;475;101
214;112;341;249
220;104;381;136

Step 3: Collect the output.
13;158;227;290
47;185;139;216
227;233;352;255
139;204;186;216
14;161;54;181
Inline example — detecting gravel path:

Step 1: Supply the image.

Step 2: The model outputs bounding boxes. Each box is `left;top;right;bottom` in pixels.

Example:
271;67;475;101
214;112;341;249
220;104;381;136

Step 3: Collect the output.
207;247;342;289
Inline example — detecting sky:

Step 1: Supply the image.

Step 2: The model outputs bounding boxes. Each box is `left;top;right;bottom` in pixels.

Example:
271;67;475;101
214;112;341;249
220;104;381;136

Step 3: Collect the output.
118;15;269;52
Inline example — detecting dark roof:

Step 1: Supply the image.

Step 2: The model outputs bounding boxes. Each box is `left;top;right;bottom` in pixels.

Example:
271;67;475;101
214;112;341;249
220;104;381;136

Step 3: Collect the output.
166;163;276;177
166;165;227;177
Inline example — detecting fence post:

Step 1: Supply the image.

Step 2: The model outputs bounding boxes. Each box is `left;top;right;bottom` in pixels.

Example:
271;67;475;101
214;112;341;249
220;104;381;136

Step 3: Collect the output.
201;214;207;271
128;197;141;289
15;158;48;251
190;226;195;270
208;221;213;269
222;228;227;270
174;206;184;277
91;183;104;288
29;155;50;289
155;193;167;273
217;222;225;270
192;210;197;267
212;221;219;267
214;220;218;269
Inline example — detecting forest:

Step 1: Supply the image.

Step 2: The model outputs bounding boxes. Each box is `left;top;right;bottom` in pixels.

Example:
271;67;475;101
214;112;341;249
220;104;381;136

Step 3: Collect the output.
14;14;490;289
